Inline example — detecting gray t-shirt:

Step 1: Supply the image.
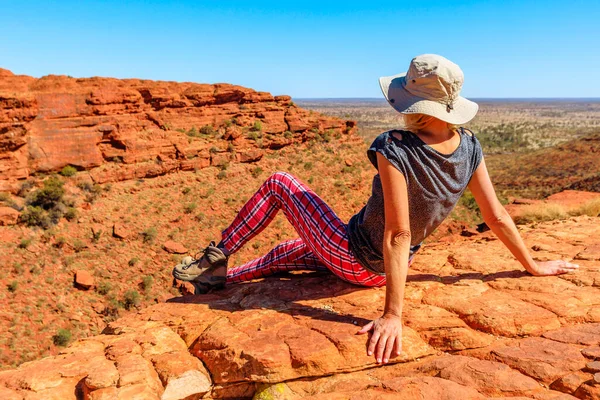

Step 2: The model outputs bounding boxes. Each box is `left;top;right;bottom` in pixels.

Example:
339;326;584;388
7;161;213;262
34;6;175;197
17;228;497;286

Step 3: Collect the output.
347;127;484;275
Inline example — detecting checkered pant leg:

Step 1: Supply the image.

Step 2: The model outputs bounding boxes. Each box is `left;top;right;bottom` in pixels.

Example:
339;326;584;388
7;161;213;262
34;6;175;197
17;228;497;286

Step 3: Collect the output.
226;238;328;283
221;171;387;287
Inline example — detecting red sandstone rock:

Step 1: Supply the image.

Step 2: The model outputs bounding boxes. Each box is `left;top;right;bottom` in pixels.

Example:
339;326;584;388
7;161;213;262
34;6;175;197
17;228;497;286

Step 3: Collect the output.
583;347;600;359
550;371;594;394
0;71;356;189
491;337;588;384
112;222;129;239
74;269;95;290
588;361;600;373
0;206;19;225
162;240;187;254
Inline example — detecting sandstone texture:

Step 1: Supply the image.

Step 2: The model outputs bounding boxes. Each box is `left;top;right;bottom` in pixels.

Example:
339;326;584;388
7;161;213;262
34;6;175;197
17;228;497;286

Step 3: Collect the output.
1;217;599;399
0;69;355;191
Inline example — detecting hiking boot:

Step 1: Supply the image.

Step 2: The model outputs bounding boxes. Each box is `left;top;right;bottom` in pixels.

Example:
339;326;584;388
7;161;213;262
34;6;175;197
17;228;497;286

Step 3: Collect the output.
172;241;228;293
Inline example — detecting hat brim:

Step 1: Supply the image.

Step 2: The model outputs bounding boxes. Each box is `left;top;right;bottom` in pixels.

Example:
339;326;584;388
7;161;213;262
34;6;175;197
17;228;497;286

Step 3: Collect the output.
379;73;479;125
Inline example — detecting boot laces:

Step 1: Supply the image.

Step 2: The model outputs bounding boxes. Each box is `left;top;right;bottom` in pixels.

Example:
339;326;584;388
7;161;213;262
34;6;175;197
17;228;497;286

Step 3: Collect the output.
183;241;217;270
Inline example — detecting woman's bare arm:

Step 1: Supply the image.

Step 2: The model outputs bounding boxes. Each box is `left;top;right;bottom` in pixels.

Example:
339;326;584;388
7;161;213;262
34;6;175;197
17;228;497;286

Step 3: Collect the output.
467;157;579;275
357;152;411;364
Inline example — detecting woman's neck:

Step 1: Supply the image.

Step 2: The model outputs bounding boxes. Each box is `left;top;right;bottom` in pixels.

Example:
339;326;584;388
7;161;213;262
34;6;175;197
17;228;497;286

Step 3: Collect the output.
416;119;453;140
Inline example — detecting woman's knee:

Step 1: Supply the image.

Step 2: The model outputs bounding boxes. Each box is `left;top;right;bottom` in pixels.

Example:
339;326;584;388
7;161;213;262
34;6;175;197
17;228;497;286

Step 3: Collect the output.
267;171;296;183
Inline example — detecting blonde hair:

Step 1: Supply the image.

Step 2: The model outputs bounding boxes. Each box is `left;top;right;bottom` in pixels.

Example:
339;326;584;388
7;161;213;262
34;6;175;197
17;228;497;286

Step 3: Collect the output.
402;113;457;133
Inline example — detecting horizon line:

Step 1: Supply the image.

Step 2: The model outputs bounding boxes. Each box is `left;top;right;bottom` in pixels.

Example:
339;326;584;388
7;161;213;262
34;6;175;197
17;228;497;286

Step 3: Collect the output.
294;97;600;101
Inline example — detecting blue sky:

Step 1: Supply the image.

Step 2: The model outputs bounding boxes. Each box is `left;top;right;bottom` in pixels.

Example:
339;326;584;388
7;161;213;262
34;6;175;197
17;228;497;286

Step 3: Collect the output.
2;1;599;98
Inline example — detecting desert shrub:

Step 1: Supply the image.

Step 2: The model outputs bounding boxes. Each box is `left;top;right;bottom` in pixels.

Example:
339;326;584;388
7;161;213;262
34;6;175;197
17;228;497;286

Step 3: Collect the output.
91;229;102;243
64;207;78;221
284;130;293;139
182;187;191;195
27;177;65;210
252;120;263;132
142;276;153;292
12;263;24;274
303;162;313;170
30;265;42;275
0;192;10;202
123;289;141;310
81;183;103;203
97;281;112;296
60;165;77;177
142;227;157;243
251;167;263;178
184;203;197;214
247;131;260;141
513;203;566;225
52;328;72;347
320;129;334;143
187;126;199;137
18;181;34;197
18;238;31;249
200;125;216;136
54;236;67;248
217;170;227;180
128;257;139;267
570;198;600;217
72;239;86;252
7;281;18;292
20;177;75;228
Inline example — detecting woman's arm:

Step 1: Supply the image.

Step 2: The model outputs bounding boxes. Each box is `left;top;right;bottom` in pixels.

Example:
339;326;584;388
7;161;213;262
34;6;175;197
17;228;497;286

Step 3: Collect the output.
357;153;411;364
467;157;579;276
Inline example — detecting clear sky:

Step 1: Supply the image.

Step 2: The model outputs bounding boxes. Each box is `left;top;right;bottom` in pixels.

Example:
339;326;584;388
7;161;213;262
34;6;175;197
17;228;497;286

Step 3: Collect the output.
2;0;599;98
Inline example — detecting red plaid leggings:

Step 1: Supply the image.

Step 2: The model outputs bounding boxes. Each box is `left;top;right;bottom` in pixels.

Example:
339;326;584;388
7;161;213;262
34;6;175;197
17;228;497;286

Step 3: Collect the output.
221;172;413;287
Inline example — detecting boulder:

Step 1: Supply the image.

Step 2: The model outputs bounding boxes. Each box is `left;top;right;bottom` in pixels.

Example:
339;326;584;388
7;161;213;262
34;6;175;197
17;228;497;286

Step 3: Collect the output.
74;270;95;290
0;206;19;226
162;240;187;254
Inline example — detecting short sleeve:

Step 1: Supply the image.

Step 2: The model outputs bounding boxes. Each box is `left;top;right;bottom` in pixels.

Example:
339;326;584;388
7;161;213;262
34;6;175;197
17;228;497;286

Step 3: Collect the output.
470;133;484;176
366;131;408;178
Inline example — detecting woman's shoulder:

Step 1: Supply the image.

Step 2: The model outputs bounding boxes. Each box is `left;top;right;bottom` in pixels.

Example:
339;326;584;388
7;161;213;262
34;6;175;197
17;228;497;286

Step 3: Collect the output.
373;129;412;147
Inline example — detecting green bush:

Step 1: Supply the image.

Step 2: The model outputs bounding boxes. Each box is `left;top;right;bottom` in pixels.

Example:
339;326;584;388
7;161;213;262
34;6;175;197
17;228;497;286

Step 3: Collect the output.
7;281;18;292
142;227;157;243
52;328;72;347
186;126;199;137
20;206;52;229
60;165;77;177
97;281;112;296
142;276;153;292
27;177;65;210
64;207;78;221
184;203;197;214
123;289;141;310
251;167;263;179
252;120;263;132
20;177;75;229
200;125;216;136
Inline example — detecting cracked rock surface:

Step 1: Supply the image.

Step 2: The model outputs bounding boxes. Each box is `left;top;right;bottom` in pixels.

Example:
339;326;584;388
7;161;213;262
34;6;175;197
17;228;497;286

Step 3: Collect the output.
0;216;599;399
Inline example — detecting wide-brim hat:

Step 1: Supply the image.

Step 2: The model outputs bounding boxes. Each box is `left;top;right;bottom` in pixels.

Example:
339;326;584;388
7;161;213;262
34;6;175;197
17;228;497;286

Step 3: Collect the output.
379;54;479;125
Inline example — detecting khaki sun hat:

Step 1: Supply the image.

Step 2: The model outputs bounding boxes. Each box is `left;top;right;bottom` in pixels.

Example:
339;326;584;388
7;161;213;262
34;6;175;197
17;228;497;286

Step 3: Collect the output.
379;54;479;125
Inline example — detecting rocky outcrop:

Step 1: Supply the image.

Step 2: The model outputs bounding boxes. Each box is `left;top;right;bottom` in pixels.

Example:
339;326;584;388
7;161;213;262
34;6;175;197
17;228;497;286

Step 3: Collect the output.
0;69;355;192
1;216;599;399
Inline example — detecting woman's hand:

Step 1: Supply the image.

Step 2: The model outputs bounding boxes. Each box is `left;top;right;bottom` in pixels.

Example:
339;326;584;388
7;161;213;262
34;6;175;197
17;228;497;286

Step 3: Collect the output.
530;260;579;276
356;313;403;364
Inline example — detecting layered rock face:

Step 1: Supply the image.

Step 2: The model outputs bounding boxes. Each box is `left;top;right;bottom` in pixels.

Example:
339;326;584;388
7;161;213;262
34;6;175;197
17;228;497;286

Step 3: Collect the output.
0;68;355;191
1;216;599;399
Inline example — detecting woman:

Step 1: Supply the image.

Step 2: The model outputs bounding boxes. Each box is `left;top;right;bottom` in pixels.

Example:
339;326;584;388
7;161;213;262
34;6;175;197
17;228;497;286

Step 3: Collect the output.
172;54;579;365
